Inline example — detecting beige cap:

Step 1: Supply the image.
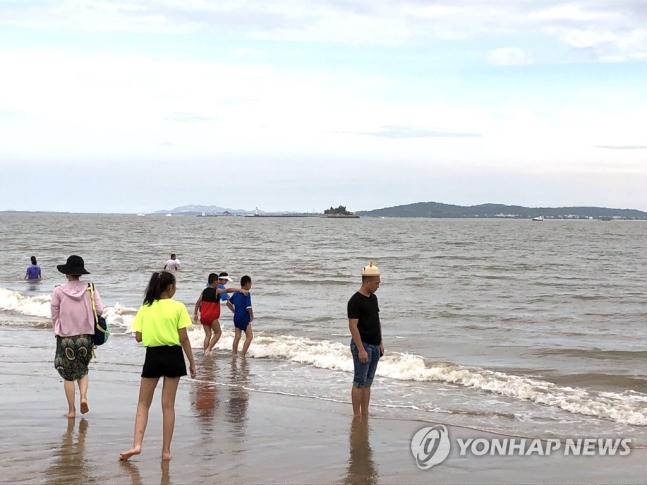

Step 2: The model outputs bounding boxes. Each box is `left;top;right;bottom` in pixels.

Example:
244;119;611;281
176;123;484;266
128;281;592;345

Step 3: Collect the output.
361;261;380;276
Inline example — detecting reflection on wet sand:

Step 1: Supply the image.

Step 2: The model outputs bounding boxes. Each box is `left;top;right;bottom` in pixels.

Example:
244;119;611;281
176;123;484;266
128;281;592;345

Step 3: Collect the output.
45;418;90;485
190;355;220;436
344;417;379;485
226;357;250;440
120;461;143;485
120;460;172;485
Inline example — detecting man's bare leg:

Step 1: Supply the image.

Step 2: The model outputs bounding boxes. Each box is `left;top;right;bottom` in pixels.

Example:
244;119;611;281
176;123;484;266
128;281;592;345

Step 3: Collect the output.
360;387;371;416
351;386;363;417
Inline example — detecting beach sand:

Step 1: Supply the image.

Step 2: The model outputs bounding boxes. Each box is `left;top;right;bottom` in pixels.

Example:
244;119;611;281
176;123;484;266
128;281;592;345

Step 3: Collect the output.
0;326;645;484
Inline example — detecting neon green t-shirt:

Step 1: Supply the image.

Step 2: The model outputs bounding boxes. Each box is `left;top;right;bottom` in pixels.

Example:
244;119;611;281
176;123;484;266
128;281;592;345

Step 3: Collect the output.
131;299;192;347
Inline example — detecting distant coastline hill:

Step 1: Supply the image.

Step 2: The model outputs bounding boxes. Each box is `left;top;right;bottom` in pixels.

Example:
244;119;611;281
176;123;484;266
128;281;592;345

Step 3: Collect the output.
356;202;647;220
151;205;316;217
153;205;252;216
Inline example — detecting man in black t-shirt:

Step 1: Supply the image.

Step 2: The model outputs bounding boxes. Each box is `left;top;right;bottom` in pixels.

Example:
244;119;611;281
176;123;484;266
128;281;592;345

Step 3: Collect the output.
348;261;383;416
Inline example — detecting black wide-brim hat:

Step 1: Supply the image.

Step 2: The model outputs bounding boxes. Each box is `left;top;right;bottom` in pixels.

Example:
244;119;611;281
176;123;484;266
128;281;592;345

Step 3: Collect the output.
57;255;90;275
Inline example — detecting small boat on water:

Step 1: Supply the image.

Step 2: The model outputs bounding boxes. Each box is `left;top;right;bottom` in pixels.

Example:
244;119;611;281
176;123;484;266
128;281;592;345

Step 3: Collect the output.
531;216;544;221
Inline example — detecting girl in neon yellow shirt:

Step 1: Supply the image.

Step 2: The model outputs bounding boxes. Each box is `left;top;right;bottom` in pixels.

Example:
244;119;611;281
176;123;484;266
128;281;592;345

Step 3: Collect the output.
120;271;196;462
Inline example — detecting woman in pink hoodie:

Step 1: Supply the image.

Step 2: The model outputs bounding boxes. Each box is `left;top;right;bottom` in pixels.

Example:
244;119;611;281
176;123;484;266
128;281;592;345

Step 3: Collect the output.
51;255;103;419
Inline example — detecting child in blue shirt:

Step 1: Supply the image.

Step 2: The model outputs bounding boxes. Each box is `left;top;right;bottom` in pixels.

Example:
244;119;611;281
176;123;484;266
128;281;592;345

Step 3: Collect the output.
205;272;235;312
218;272;235;313
229;275;253;357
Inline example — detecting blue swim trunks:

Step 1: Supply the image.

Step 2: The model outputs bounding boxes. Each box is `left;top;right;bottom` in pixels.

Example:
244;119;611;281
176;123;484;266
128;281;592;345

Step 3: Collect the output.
234;320;250;332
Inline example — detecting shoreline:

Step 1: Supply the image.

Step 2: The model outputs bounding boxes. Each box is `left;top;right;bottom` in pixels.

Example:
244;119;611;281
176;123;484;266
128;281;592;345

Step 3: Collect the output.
1;326;645;484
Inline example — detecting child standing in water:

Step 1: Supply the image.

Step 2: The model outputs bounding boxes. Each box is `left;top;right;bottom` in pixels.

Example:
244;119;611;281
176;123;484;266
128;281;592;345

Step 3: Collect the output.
193;273;248;355
230;275;254;357
120;271;196;462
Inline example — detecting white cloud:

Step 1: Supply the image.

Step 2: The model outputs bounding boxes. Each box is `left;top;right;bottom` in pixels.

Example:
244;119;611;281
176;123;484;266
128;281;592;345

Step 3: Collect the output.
488;47;532;65
2;1;647;60
231;47;268;59
1;47;645;176
557;28;617;48
2;49;484;163
528;5;605;21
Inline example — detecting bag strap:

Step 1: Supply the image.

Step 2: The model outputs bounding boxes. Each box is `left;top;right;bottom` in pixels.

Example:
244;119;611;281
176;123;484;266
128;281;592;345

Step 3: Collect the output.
87;283;108;335
87;283;98;358
87;283;98;324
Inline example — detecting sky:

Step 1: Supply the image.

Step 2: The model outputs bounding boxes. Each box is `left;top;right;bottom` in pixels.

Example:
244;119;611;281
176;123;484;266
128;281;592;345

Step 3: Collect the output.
1;0;646;213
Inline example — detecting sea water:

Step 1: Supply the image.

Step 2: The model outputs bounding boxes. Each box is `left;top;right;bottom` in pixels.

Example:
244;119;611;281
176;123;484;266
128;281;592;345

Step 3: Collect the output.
0;214;646;444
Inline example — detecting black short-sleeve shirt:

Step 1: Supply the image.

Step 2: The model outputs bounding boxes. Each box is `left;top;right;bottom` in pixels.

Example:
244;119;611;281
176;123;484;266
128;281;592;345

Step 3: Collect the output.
201;287;219;303
347;292;381;345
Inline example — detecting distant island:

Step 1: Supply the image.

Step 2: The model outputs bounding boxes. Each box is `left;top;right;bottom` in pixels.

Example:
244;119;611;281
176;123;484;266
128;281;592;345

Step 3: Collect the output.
322;205;360;218
324;205;353;215
356;202;647;220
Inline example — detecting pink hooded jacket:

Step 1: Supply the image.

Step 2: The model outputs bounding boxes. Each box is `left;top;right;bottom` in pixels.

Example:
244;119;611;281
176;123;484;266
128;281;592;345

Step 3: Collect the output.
51;280;104;337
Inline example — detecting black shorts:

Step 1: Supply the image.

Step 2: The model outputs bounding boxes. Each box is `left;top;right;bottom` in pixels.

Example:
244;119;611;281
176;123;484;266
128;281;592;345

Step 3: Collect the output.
142;346;187;378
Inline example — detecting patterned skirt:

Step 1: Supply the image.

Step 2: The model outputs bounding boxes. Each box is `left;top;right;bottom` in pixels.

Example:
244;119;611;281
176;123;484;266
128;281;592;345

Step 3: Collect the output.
54;335;93;381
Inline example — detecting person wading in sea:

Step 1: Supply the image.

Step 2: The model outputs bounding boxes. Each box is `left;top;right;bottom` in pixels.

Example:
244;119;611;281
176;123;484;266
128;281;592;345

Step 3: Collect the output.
347;261;384;417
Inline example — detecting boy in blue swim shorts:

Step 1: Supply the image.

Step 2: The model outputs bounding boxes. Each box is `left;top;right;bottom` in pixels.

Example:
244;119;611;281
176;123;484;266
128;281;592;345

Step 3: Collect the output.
348;261;383;417
230;275;253;357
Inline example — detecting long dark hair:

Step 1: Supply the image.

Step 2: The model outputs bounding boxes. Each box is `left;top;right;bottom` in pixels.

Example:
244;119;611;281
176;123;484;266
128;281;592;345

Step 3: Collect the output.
30;256;37;265
143;271;176;306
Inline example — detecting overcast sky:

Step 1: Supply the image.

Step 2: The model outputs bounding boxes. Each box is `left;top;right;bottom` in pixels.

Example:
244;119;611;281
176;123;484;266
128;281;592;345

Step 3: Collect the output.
1;0;646;213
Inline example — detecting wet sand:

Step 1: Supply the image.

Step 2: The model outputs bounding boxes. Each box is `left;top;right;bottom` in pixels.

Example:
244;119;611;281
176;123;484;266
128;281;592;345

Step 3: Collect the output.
1;326;645;484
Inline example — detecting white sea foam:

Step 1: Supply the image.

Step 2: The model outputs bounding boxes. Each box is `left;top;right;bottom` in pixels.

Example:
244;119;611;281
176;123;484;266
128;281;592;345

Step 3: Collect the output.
0;288;136;328
2;286;645;427
187;327;647;427
102;303;136;329
0;288;52;318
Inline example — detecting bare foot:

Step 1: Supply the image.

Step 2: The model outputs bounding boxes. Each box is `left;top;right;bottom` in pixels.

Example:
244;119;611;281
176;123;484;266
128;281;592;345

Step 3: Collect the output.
162;451;172;461
64;411;75;419
119;446;142;461
80;400;89;414
205;350;211;356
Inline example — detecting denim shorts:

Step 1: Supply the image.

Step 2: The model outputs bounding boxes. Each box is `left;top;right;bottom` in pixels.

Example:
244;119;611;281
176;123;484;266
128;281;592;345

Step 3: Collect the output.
350;340;381;388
